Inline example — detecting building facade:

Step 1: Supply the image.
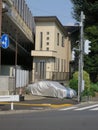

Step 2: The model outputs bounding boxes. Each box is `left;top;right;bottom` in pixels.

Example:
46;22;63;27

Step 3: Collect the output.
31;16;72;82
0;0;35;95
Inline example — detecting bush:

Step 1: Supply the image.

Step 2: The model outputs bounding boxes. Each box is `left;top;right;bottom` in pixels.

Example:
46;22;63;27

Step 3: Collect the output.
69;78;78;92
81;86;95;97
90;82;98;92
69;71;91;96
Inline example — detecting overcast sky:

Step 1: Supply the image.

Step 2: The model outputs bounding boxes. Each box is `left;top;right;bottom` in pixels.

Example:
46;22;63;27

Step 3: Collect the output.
25;0;76;25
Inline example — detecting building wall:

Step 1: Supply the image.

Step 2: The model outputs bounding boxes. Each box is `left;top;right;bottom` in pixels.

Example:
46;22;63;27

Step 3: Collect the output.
12;0;35;31
35;22;55;51
32;19;71;82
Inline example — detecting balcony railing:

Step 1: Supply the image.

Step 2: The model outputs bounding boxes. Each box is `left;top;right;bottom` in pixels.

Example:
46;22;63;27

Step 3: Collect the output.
34;71;69;82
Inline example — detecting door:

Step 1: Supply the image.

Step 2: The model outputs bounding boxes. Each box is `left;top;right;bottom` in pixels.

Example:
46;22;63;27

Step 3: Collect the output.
39;61;46;80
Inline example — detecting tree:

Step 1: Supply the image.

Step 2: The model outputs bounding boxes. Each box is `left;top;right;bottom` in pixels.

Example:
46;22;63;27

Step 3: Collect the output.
71;0;98;82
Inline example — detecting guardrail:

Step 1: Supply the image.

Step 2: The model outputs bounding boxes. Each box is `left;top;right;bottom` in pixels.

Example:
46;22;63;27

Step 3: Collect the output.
0;95;20;110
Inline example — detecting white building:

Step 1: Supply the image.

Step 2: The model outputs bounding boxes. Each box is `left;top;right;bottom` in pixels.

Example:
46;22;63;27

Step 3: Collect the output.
31;16;72;82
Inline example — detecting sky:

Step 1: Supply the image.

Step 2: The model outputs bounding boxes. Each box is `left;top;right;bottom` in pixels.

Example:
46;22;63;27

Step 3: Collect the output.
25;0;76;25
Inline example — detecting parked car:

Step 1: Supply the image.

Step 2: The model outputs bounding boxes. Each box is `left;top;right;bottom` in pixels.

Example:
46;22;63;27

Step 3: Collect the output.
27;81;77;99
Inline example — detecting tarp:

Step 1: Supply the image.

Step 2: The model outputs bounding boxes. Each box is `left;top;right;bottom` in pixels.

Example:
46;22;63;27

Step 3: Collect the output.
27;81;76;99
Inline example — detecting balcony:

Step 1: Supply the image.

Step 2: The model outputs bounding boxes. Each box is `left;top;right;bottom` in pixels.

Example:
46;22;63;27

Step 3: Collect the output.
2;0;35;43
8;8;33;43
31;50;57;57
34;71;69;82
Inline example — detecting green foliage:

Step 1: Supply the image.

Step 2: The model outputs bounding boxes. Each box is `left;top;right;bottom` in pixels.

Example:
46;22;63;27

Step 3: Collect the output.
81;86;95;97
69;78;78;92
69;71;98;96
71;0;98;82
71;0;98;25
84;26;98;82
90;82;98;92
69;71;90;93
82;82;98;97
85;26;98;40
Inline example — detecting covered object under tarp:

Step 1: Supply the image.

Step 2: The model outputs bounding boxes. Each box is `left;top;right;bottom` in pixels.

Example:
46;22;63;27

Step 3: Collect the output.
27;81;76;99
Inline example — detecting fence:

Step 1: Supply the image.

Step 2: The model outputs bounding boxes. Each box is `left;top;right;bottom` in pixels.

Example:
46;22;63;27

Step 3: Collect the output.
10;67;29;88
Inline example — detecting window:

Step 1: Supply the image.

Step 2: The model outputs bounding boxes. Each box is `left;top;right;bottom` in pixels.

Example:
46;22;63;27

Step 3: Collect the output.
57;33;59;45
62;36;64;47
47;32;49;35
54;58;56;71
46;42;49;45
58;58;60;72
64;60;66;72
47;37;49;40
46;47;49;51
40;32;43;49
61;59;63;72
35;62;38;72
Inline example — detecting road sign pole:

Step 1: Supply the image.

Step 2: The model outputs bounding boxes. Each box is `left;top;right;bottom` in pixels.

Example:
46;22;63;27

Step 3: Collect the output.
0;0;2;75
15;32;18;94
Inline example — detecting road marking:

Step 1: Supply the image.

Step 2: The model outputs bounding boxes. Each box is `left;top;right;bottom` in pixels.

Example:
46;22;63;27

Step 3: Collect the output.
90;107;98;111
74;104;98;111
59;106;77;111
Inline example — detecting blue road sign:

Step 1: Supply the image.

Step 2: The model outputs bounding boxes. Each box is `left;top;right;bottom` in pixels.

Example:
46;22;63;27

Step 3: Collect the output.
1;34;9;49
0;39;1;47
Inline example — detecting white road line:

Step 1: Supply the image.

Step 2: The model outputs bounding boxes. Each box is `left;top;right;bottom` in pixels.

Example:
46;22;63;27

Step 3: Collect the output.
59;106;77;111
74;104;98;111
90;107;98;111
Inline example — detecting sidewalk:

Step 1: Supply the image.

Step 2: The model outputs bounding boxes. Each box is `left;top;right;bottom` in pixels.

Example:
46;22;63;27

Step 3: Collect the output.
23;94;46;100
0;93;98;114
0;94;77;113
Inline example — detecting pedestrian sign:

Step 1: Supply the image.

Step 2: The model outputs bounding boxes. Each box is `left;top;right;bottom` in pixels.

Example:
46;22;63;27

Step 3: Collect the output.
1;34;9;49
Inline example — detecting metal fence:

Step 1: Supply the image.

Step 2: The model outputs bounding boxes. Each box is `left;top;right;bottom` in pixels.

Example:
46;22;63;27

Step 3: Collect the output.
35;71;69;81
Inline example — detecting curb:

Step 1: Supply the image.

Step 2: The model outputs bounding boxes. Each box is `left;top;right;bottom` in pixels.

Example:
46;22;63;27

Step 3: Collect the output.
0;102;73;108
0;102;73;114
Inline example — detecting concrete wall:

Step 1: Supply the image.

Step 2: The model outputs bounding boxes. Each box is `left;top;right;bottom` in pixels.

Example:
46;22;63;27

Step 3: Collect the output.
0;76;15;95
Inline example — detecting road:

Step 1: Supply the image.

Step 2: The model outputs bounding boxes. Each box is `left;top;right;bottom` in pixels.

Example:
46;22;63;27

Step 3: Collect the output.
0;103;98;130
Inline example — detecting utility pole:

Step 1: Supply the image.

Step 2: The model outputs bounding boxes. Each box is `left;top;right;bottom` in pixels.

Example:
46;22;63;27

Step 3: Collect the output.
78;11;85;102
15;31;18;94
0;0;2;75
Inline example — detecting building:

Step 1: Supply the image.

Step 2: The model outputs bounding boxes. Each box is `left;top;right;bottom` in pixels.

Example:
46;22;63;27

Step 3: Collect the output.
31;16;72;82
0;0;35;95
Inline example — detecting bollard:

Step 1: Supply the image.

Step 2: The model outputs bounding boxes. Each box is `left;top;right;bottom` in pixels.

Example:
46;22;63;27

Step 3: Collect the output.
11;102;14;110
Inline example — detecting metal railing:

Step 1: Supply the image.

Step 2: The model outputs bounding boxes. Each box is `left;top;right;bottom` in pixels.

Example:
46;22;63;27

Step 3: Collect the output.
35;71;69;82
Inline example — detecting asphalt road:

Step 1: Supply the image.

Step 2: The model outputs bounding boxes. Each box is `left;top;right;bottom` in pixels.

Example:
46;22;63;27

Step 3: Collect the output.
0;104;98;130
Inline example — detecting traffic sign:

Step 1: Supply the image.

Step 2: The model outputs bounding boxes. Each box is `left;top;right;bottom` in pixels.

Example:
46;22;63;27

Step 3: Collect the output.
0;39;1;47
1;34;9;49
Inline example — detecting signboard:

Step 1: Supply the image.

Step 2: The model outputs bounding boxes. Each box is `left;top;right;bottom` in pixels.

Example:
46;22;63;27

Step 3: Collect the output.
1;34;9;49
